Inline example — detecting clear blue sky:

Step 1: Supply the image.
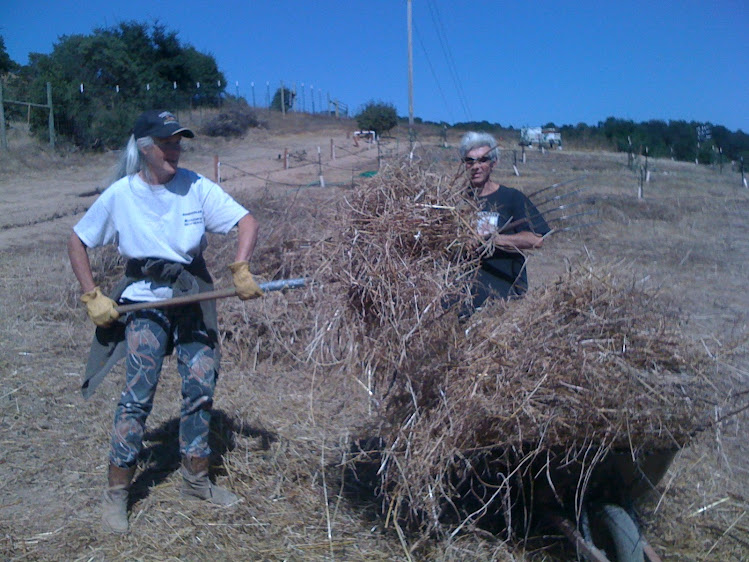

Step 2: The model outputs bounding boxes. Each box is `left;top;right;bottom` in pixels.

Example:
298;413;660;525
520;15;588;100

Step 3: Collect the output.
3;1;748;132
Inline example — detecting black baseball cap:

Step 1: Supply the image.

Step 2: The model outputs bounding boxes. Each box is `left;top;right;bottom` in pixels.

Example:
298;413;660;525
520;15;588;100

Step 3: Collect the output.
133;110;195;139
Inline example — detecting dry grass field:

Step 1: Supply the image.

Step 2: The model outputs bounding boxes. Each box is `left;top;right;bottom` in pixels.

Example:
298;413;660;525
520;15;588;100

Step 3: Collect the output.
0;112;747;560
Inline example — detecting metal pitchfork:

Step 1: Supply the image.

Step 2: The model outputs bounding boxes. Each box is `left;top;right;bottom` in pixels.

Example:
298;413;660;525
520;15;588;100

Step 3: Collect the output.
524;175;601;236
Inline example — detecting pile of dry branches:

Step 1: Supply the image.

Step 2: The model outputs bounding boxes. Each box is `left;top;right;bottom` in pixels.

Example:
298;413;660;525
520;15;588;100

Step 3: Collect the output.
375;264;718;536
322;163;482;384
224;164;484;385
229;163;719;540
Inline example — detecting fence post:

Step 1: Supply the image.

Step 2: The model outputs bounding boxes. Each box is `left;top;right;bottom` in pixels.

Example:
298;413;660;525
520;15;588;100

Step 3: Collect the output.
627;136;633;169
638;166;644;199
318;146;325;187
280;81;285;117
47;82;55;150
214;154;219;183
330;138;335;160
0;81;7;150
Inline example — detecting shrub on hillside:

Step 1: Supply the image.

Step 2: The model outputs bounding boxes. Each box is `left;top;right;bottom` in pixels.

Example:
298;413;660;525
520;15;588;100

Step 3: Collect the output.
201;104;260;138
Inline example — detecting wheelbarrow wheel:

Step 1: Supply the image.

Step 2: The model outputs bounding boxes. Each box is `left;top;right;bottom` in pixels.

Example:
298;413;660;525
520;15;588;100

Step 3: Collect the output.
599;504;644;562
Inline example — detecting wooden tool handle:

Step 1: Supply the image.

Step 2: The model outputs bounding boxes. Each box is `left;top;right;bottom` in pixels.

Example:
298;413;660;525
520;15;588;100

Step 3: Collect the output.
115;278;306;314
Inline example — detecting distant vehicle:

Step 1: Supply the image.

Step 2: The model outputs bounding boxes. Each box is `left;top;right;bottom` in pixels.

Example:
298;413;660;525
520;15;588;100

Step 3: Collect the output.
352;130;377;146
521;126;562;149
520;126;542;146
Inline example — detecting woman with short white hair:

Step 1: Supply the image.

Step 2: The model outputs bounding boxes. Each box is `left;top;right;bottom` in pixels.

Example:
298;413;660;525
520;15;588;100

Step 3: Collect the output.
460;131;550;308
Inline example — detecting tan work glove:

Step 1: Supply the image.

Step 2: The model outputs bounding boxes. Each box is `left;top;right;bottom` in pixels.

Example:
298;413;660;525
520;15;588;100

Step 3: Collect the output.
80;286;120;327
228;261;264;300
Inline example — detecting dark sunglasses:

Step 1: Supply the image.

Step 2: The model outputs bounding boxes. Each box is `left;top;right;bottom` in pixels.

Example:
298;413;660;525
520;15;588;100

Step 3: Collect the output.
154;139;182;150
462;156;492;165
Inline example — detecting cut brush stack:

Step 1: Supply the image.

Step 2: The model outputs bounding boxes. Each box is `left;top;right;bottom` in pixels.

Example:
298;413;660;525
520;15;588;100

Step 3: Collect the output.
272;163;719;539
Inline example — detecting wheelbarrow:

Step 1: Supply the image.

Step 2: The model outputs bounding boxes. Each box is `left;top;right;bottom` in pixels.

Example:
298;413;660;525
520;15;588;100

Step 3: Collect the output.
551;448;678;562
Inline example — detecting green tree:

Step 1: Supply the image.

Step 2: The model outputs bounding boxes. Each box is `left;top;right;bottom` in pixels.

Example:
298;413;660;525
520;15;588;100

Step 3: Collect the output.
356;100;398;137
523;117;749;163
270;87;295;112
453;120;500;133
0;36;24;121
0;36;19;74
664;120;697;161
639;119;669;157
20;21;226;148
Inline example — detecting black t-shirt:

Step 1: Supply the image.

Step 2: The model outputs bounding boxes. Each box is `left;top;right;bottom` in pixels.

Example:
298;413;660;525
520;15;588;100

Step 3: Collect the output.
474;185;550;302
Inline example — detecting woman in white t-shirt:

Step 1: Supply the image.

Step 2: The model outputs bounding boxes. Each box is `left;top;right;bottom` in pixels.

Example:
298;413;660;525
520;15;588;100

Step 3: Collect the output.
68;110;263;534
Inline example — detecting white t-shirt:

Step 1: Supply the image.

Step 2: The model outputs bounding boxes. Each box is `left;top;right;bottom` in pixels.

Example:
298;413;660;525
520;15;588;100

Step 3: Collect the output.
74;169;248;301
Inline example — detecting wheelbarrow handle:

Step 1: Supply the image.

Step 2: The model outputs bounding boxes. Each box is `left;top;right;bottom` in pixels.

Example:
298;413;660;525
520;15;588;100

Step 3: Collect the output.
115;277;307;314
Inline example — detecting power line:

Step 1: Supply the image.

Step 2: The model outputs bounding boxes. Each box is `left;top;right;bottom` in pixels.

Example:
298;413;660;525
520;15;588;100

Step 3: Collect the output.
427;0;471;120
426;0;472;121
414;22;455;123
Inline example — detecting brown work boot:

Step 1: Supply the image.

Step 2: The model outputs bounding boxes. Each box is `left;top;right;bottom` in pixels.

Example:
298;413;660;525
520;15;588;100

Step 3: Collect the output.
101;463;136;534
180;456;240;506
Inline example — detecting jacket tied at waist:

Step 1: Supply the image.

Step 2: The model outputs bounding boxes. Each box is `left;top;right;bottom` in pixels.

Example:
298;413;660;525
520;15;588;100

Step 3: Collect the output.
80;257;219;399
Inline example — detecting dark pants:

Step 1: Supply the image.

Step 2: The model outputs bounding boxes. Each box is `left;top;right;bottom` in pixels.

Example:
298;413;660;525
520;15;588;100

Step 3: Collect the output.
110;306;217;468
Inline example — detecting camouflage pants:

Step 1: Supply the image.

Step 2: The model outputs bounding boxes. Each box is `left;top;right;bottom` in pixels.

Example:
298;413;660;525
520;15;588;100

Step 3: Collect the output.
110;306;217;468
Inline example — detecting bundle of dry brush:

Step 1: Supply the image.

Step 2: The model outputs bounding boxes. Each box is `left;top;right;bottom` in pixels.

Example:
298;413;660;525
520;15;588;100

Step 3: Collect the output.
227;163;720;539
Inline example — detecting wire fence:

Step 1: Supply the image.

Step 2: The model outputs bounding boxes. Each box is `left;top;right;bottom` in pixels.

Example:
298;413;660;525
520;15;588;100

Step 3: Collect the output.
210;135;405;192
245;80;348;117
0;78;349;150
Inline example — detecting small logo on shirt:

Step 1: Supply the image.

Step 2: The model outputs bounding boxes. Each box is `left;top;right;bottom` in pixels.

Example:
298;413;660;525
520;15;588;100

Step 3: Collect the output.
183;210;204;226
477;211;499;236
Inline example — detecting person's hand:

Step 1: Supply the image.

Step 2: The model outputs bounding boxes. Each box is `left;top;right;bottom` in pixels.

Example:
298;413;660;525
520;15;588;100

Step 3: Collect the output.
80;287;120;327
228;261;264;300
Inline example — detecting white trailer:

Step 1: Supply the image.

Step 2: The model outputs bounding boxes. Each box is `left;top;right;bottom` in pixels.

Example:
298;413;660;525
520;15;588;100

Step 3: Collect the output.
520;126;562;149
543;128;562;148
520;126;543;146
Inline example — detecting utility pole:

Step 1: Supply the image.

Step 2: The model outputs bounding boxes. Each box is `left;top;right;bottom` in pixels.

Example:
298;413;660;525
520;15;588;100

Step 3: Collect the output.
407;0;414;132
